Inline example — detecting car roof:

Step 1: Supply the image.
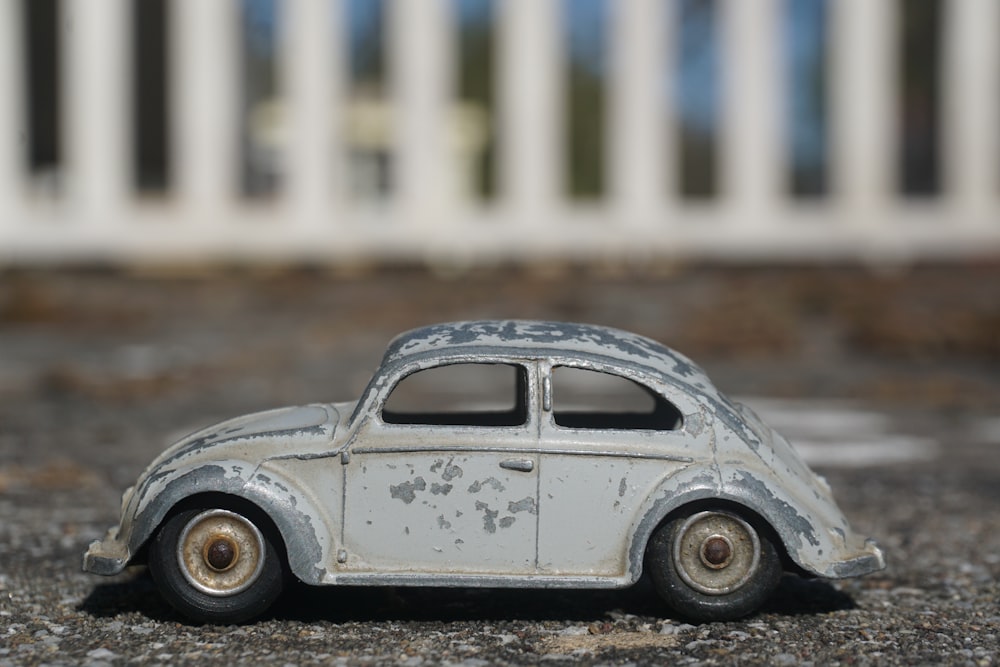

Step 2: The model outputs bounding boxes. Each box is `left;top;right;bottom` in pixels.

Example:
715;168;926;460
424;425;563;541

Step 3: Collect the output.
381;320;716;393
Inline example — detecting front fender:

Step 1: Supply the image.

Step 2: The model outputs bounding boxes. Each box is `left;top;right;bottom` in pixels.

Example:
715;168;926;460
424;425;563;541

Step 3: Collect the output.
120;463;331;584
242;467;331;584
125;462;252;561
84;463;251;576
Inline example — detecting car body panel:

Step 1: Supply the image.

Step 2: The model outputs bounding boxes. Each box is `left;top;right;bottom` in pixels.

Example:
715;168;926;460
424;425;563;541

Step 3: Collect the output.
83;404;339;578
534;360;711;578
84;320;885;592
344;442;540;574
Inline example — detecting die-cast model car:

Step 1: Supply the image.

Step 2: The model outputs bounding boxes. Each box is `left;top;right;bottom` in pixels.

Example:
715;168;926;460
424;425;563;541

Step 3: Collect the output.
84;320;884;623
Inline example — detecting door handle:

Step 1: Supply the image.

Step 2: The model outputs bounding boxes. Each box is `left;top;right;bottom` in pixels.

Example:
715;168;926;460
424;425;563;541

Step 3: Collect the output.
499;458;534;473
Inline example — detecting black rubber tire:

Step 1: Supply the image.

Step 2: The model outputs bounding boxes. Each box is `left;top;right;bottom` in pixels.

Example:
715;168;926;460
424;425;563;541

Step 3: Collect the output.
646;508;782;622
148;508;285;624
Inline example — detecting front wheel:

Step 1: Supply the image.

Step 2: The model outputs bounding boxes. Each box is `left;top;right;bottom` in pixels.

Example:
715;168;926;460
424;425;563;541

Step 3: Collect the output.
149;507;285;624
646;509;782;622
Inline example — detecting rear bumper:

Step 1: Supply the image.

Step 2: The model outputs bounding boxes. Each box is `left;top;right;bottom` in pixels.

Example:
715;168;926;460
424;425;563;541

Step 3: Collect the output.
82;529;130;576
827;538;886;578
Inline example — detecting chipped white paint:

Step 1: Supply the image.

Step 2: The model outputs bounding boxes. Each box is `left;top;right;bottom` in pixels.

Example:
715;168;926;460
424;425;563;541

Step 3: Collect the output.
85;321;885;623
343;408;540;574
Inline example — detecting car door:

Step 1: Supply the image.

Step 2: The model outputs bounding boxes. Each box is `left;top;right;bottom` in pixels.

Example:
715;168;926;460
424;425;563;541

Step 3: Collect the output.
535;362;707;578
341;360;540;576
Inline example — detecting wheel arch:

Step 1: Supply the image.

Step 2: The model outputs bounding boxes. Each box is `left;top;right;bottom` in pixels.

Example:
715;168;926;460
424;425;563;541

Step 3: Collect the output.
129;466;330;584
138;492;286;563
627;487;799;583
641;498;794;571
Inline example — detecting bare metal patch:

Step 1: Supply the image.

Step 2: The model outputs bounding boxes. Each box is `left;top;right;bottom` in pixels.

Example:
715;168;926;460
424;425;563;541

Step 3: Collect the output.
380;321;716;403
735;471;820;548
468;477;506;494
430;482;453;495
507;497;537;515
389;476;427;504
475;501;499;533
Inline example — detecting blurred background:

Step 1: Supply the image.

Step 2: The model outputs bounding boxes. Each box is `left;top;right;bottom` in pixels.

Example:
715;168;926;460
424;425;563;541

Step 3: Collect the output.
1;0;998;262
0;0;998;460
1;4;1000;654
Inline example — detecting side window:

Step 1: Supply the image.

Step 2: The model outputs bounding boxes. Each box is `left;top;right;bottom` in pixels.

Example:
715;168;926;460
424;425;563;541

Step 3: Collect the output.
382;363;528;427
550;366;683;431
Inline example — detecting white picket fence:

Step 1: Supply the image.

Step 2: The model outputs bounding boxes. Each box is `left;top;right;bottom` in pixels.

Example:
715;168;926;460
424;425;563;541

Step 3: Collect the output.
1;0;998;266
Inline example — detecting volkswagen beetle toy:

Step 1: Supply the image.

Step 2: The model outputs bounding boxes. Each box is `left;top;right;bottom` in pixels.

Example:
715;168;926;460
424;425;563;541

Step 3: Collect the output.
84;320;885;623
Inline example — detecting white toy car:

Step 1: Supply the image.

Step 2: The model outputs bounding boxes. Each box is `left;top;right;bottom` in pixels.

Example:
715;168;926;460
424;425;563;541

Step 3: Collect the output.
84;320;884;623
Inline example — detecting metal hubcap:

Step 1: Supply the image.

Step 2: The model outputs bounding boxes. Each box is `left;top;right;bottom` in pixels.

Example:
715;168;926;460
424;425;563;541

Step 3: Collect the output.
700;535;734;569
673;511;761;595
204;536;239;572
177;509;266;597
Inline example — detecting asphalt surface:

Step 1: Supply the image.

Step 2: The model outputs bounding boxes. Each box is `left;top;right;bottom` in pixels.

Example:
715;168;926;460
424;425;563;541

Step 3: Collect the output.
1;265;998;665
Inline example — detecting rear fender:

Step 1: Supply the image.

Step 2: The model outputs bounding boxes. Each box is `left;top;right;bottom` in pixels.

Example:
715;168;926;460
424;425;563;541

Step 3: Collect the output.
625;468;722;582
627;465;854;580
717;468;851;577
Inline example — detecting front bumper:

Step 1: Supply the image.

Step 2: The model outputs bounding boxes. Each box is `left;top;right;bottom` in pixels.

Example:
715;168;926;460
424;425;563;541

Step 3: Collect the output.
82;528;131;576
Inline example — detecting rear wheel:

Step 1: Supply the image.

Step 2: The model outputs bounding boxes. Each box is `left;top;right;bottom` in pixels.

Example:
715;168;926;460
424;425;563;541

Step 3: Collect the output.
149;507;285;624
646;508;782;622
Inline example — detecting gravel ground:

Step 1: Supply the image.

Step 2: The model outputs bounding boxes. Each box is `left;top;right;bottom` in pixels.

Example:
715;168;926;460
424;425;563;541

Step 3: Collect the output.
1;265;998;665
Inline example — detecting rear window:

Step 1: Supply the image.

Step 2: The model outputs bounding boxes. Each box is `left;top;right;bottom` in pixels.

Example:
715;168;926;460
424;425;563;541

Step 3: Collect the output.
550;366;683;431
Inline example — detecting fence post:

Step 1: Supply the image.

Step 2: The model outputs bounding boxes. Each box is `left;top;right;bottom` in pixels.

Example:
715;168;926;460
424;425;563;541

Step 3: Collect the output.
284;0;339;235
64;0;129;234
0;0;23;227
172;0;240;220
720;0;783;230
391;0;453;230
499;0;561;226
832;0;895;233
611;0;670;232
944;0;999;228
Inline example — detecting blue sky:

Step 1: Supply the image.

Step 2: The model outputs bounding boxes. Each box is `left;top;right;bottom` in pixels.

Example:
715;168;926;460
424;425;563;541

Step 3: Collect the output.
242;0;829;171
784;0;827;170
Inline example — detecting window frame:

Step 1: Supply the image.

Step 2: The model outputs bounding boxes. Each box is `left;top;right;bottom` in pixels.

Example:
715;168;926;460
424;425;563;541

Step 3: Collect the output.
375;358;534;430
543;361;685;433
